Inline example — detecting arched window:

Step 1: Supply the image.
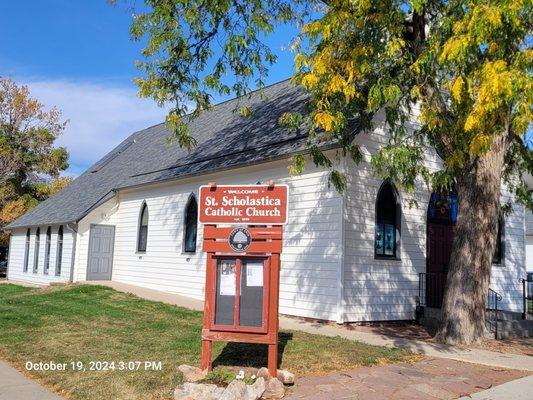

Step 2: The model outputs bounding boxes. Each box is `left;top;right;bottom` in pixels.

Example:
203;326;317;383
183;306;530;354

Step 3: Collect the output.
137;202;149;252
375;181;401;258
55;226;63;276
33;228;40;273
23;229;30;272
44;227;51;275
493;217;504;264
427;191;458;224
183;195;198;253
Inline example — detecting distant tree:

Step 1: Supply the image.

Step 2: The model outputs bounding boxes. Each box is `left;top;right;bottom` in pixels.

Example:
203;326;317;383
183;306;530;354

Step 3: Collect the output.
123;0;532;344
0;77;70;245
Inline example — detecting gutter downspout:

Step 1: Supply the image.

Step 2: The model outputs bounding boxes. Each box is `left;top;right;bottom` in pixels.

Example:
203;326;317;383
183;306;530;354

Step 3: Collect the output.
66;223;78;283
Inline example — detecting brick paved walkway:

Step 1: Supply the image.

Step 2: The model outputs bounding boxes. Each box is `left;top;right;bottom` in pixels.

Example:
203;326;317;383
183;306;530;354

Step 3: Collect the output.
286;357;529;400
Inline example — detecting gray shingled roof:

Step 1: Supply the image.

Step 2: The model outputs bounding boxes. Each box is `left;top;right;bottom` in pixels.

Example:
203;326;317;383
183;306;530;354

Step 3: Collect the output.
7;79;328;229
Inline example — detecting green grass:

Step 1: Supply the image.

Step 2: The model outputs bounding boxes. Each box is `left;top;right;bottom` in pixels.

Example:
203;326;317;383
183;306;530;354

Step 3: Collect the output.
0;284;416;400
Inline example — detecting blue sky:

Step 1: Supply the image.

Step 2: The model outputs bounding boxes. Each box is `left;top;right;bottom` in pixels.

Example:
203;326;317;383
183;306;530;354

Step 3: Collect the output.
0;1;298;176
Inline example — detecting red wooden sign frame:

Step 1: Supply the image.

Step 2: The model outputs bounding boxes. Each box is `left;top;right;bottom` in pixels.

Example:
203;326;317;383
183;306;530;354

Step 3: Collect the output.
201;224;282;376
207;255;270;334
199;184;289;225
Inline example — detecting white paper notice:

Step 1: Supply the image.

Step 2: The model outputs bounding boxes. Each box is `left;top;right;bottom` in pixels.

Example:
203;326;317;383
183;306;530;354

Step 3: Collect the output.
246;262;264;287
219;272;235;296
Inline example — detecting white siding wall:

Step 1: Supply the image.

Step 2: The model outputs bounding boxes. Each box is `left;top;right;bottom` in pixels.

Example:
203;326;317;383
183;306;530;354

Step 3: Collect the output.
490;193;526;312
342;114;440;322
75;160;343;321
342;112;527;320
526;210;533;272
7;123;528;321
526;237;533;272
73;197;119;282
7;226;74;285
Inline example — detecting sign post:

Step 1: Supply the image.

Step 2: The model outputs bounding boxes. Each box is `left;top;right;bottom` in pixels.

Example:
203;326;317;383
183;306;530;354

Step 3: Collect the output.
199;183;288;376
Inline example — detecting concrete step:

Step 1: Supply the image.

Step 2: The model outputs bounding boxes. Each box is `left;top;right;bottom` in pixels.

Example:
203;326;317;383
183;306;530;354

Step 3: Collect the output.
494;319;533;339
495;311;526;321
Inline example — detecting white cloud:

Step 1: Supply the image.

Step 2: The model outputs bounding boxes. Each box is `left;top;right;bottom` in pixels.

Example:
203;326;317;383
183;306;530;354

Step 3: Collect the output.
23;79;170;176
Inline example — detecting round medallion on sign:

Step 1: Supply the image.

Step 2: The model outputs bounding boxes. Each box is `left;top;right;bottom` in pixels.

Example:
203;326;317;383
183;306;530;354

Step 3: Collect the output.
228;228;252;252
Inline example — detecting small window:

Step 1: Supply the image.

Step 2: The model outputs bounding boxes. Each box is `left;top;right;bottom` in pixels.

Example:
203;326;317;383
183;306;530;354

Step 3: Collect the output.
23;229;30;272
55;226;63;276
44;227;51;275
137;202;149;252
33;228;40;273
183;195;198;253
375;181;401;258
493;218;504;264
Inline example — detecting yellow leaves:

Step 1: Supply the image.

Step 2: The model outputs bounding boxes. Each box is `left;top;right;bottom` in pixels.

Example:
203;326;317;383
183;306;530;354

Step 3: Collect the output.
470;5;502;31
463;114;478;132
301;73;319;89
357;0;372;12
302;21;321;36
451;76;465;103
411;85;422;100
312;51;331;75
166;111;181;126
386;38;405;58
327;74;346;94
512;100;533;135
485;7;502;27
469;133;492;156
322;24;332;41
462;59;530;136
240;105;251;118
314;111;336;132
343;85;357;103
439;35;469;63
420;109;440;131
344;61;358;83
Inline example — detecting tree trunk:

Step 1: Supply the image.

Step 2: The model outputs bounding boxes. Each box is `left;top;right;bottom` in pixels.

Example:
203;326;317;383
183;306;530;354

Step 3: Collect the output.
435;135;506;345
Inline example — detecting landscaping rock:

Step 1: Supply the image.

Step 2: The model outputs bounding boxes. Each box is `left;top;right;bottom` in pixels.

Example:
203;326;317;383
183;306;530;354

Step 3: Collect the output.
219;379;248;400
174;382;222;400
261;377;285;399
178;364;207;382
256;367;271;380
246;377;266;400
276;370;295;385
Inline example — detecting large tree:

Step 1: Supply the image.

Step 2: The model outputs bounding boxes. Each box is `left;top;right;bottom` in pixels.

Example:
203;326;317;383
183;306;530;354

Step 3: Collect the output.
123;0;532;344
0;77;71;245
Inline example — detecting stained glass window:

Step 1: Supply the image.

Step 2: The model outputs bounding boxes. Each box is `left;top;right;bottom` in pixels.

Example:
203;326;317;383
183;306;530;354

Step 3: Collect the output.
184;195;198;253
137;202;149;252
375;182;400;258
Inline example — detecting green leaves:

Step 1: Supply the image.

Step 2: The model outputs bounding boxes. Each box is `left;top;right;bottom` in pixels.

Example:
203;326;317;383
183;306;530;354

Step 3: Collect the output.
130;0;313;150
128;0;532;207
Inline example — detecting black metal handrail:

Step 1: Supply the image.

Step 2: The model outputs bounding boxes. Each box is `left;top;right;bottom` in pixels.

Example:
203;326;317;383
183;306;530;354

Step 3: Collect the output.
522;278;533;319
417;272;447;308
486;288;502;338
418;272;502;338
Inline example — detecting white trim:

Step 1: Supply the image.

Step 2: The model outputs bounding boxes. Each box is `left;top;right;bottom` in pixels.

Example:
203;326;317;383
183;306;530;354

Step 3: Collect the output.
337;157;347;324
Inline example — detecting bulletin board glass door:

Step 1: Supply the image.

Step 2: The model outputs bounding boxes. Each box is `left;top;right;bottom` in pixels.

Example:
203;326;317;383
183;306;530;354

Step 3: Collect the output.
212;256;269;333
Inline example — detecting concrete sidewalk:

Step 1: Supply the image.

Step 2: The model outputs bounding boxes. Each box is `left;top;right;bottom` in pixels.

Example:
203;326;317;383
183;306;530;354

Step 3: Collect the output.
459;375;533;400
88;280;533;372
0;360;62;400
